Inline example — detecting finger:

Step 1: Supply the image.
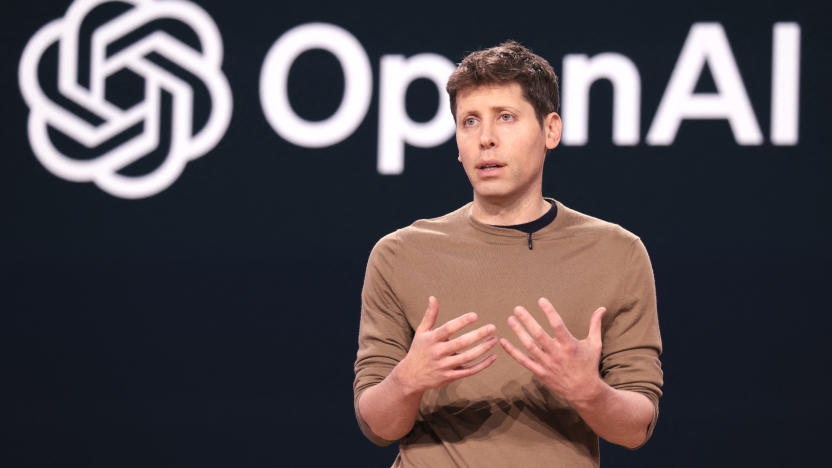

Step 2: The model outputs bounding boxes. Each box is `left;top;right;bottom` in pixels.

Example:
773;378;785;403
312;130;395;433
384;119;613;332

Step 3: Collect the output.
538;297;574;343
587;307;607;345
448;353;497;379
416;296;439;333
433;311;479;341
506;315;547;362
513;306;552;349
442;323;496;354
499;338;545;376
446;335;498;368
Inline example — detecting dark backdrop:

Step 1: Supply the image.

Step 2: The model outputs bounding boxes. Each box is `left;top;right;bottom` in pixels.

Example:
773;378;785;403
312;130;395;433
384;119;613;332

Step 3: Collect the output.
3;0;831;466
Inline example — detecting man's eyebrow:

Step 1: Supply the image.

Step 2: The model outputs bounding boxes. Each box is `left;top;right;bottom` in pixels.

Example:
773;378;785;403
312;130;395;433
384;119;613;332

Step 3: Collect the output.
490;105;520;112
459;105;519;115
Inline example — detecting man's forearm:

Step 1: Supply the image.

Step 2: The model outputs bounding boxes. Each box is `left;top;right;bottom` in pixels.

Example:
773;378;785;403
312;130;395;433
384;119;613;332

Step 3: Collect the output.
357;364;424;442
570;380;655;449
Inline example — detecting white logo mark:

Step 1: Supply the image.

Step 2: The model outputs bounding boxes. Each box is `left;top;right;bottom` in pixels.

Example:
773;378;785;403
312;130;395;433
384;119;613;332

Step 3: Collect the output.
19;0;232;199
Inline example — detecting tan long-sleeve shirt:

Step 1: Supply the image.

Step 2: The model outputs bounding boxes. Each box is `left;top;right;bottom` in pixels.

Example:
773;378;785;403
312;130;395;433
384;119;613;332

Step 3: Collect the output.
354;199;663;467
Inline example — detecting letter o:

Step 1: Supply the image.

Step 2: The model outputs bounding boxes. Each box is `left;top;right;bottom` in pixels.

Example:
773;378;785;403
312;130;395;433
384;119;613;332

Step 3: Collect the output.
259;23;372;147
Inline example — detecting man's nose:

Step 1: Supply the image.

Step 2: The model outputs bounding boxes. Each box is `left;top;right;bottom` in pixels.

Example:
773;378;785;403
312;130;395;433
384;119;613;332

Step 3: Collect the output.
479;122;497;149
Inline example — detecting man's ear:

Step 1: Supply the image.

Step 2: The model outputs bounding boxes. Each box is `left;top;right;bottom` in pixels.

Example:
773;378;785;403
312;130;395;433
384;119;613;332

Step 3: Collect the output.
458;153;463;162
544;112;562;150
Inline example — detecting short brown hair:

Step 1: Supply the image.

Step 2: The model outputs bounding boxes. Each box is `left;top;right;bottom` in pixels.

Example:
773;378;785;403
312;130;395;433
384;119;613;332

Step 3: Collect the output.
446;40;559;125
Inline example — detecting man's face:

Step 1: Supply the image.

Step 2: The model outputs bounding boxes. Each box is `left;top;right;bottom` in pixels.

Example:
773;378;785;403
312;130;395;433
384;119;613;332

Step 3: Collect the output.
455;82;561;205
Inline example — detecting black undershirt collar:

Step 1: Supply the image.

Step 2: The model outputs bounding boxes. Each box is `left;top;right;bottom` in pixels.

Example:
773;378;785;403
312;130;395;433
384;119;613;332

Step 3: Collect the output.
492;200;557;250
493;199;557;233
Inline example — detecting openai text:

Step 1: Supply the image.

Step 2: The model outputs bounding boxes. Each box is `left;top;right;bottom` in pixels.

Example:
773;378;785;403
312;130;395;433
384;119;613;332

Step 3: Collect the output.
261;22;800;175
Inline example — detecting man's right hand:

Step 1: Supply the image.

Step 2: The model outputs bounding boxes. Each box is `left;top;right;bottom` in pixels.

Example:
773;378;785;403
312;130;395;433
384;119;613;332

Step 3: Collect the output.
394;296;498;394
358;296;497;441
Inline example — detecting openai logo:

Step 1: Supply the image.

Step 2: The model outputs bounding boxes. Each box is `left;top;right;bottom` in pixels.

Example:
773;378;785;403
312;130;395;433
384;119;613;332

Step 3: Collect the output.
19;0;232;199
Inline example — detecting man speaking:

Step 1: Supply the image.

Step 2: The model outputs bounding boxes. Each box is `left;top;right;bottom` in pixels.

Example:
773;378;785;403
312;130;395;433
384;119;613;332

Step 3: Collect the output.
354;41;663;467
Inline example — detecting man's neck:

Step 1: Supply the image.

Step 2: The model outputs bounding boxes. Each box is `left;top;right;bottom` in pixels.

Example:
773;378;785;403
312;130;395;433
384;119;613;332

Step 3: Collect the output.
471;193;551;226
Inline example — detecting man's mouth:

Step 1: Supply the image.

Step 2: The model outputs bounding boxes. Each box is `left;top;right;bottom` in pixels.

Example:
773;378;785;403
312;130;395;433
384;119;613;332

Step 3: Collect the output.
477;162;505;170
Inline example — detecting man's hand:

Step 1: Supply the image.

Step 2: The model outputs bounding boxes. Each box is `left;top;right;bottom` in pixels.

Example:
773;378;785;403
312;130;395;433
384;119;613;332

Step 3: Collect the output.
396;296;498;394
499;297;606;405
499;297;655;448
358;296;497;441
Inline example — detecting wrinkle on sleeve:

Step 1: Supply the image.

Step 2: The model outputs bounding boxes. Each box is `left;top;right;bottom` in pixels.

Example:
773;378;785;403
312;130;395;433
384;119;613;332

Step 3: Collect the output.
600;237;663;444
353;233;414;446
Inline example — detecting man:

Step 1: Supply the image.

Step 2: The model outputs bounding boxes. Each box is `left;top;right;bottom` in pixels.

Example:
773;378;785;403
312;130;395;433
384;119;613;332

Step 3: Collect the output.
354;41;662;467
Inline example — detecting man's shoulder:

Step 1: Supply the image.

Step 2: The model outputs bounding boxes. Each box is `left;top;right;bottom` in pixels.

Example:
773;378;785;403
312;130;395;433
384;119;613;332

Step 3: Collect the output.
371;203;471;253
557;201;641;247
383;203;469;241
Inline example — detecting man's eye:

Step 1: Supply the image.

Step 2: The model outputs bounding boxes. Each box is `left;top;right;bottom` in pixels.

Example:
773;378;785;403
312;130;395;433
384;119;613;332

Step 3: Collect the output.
500;113;514;121
464;118;477;126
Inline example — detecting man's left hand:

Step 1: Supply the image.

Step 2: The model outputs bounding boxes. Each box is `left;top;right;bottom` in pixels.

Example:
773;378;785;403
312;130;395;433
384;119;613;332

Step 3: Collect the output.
499;297;607;405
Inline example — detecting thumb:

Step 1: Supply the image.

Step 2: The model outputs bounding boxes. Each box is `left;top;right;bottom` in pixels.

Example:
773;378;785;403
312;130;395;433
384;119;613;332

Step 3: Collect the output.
417;296;439;333
587;307;607;345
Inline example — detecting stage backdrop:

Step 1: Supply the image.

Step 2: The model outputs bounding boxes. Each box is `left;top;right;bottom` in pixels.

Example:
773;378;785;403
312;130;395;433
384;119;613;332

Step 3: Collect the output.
3;0;830;466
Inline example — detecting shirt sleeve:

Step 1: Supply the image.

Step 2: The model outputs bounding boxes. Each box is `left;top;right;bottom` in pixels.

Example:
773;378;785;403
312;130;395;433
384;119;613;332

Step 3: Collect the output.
353;233;414;446
599;237;663;446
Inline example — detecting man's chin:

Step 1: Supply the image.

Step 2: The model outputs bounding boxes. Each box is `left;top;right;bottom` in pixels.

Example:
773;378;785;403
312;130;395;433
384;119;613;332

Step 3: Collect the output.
473;188;516;205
